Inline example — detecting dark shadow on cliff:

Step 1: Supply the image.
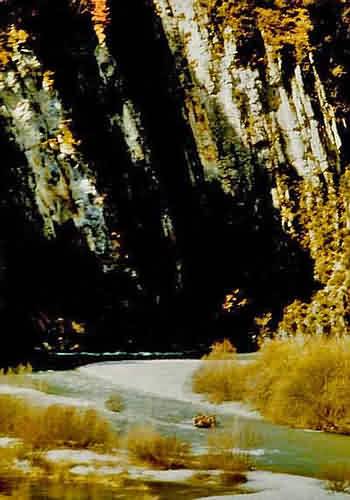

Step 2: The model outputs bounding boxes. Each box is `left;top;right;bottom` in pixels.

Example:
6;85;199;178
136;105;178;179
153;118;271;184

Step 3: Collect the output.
308;0;350;167
0;0;317;356
104;0;316;350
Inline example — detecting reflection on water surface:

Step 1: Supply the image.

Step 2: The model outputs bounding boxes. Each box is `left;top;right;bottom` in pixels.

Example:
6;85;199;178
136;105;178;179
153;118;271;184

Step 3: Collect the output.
0;476;245;500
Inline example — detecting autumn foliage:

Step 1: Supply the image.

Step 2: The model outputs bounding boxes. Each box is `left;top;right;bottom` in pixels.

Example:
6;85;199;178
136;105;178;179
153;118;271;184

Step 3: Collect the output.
194;338;350;435
77;0;110;44
204;0;315;62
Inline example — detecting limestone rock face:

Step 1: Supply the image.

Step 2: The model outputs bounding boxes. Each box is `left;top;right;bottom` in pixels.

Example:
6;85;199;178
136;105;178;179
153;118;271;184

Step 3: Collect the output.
0;28;108;255
156;0;342;188
0;0;349;357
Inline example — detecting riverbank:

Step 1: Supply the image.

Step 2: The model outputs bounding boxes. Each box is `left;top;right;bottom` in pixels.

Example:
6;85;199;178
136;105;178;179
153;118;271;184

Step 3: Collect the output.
79;359;260;419
0;360;349;498
192;337;350;435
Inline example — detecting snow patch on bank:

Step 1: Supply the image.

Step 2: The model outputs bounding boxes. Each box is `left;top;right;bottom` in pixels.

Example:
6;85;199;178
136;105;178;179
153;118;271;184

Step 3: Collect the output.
78;360;260;419
199;470;349;499
0;384;96;408
45;449;120;465
0;437;21;448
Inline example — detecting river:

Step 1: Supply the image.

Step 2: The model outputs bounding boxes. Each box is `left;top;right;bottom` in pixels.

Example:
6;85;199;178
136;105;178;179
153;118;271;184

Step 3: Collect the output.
4;357;350;498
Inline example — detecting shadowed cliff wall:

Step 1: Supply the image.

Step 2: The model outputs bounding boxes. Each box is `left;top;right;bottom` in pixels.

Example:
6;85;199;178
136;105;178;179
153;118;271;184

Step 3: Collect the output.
0;0;348;360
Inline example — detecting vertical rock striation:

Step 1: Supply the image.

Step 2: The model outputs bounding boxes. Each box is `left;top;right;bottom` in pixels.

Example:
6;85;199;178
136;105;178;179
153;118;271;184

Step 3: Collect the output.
0;0;349;357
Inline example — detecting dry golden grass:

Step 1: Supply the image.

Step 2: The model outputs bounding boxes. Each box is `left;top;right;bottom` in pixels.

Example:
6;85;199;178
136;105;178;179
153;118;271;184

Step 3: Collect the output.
189;469;247;488
0;477;159;500
0;364;48;393
0;395;117;451
244;336;350;433
192;339;246;403
0;441;30;478
0;484;31;500
194;337;350;434
105;393;124;413
243;337;300;413
192;360;247;404
204;339;237;360
125;426;191;469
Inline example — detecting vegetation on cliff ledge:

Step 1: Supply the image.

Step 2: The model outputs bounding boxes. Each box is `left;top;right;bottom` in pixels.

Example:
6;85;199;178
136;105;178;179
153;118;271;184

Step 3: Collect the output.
275;168;350;339
203;0;321;62
74;0;110;44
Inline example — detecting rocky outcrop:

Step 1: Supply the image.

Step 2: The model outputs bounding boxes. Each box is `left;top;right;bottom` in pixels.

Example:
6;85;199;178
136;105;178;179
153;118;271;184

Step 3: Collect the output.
0;27;108;255
155;0;342;190
0;0;349;359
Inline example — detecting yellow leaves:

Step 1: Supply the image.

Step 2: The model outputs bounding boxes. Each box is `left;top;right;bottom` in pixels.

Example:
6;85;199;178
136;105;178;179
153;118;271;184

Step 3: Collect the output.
254;312;272;340
244;335;350;433
0;27;29;69
77;0;110;44
56;121;81;156
275;166;350;338
222;289;248;312
59;123;80;147
204;0;313;63
43;70;55;91
331;65;346;78
256;5;312;62
41;121;81;158
223;289;240;311
91;0;109;26
0;50;9;67
0;395;117;451
72;321;86;334
75;0;110;44
125;425;191;469
8;27;28;46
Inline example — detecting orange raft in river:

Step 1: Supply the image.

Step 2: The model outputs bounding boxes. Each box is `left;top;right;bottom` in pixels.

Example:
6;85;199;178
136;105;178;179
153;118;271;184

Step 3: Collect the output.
192;414;217;428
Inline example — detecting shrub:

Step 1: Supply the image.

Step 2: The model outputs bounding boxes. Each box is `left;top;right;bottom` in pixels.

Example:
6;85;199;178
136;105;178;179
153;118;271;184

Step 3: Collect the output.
0;441;29;477
192;360;246;404
0;395;117;451
105;393;124;413
192;340;246;403
125;426;191;469
244;336;350;433
205;339;237;360
105;394;124;413
0;364;48;393
276;167;350;341
194;336;350;434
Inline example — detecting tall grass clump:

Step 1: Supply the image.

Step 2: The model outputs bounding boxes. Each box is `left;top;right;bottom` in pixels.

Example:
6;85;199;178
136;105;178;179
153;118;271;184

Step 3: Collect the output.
105;393;124;413
125;426;191;469
244;335;350;433
0;395;117;450
0;441;29;476
192;339;246;403
193;337;350;434
0;364;48;392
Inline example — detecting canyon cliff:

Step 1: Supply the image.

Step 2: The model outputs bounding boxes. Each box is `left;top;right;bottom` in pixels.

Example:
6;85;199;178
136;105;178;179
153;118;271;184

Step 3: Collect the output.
0;0;349;360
